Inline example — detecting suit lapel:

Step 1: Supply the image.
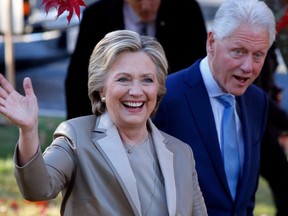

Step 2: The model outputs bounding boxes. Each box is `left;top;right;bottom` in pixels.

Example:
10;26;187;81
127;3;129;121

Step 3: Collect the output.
92;114;178;215
234;95;252;200
184;65;230;191
149;121;177;216
93;113;141;215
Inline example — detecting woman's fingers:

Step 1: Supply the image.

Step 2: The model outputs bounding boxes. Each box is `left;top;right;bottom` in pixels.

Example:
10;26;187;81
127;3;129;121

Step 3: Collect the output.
0;74;15;95
23;77;35;97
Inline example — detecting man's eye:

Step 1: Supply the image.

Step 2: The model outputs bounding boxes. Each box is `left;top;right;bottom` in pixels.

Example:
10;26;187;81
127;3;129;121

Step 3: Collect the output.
254;53;264;59
231;49;245;58
234;49;242;55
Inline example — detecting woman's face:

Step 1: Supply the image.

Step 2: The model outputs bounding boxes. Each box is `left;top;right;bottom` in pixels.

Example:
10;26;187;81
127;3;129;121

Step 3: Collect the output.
102;51;159;130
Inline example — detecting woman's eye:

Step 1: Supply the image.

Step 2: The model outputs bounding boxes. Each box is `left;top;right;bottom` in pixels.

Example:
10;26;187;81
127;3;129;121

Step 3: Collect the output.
117;77;129;82
143;78;154;83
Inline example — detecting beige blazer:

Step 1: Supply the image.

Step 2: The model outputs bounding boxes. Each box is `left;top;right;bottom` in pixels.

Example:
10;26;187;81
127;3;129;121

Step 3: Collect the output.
14;112;207;216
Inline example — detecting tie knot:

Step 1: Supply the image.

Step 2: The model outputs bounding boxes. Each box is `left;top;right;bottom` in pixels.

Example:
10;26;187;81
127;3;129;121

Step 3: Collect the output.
217;94;234;108
139;22;148;35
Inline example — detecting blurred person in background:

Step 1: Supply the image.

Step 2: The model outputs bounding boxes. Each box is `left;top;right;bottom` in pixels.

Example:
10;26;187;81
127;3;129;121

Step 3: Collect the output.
254;43;288;216
65;0;207;119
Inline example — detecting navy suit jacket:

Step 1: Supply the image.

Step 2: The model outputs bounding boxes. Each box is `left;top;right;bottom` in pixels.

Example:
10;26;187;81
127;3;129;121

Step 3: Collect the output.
153;59;269;215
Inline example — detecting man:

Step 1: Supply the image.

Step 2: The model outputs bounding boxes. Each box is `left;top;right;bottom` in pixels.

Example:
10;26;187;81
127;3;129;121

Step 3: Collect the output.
65;0;207;119
153;0;276;215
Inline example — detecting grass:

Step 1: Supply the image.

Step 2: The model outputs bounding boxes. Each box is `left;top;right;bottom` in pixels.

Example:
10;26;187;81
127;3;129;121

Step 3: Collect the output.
0;116;276;215
255;178;276;216
0;116;63;216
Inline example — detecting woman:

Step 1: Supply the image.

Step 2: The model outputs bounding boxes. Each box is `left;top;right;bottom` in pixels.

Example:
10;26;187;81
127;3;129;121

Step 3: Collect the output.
0;30;207;215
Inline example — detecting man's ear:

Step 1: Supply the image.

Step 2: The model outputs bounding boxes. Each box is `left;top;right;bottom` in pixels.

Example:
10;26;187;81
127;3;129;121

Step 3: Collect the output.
207;32;215;54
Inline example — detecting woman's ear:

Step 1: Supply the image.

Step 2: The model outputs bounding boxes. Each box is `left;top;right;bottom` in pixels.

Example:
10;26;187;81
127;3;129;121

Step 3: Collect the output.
99;90;106;102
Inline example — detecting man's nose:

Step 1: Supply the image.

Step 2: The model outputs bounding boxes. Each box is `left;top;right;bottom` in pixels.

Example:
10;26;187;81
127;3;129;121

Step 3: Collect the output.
241;56;254;73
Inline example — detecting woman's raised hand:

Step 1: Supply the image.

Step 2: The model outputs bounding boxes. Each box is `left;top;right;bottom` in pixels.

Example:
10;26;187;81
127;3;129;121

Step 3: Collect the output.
0;74;38;130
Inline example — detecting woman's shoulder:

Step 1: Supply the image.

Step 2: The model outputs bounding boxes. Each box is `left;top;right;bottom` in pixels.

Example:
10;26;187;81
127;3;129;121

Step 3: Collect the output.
54;115;97;140
160;131;190;148
63;115;96;129
159;131;194;159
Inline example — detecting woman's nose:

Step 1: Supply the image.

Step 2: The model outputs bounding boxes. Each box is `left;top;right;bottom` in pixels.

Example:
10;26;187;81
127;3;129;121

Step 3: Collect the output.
129;82;143;96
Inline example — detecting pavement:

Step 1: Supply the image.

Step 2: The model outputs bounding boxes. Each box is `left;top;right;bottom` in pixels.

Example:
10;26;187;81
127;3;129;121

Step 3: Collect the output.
1;0;287;118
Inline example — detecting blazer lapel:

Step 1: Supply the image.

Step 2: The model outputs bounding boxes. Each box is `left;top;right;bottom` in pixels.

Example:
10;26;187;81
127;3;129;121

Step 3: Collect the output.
234;95;253;201
183;65;229;191
93;115;178;216
93;112;141;215
148;120;177;216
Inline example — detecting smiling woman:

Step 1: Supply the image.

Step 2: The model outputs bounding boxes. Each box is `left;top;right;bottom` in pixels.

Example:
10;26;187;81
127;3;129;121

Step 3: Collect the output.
0;29;208;215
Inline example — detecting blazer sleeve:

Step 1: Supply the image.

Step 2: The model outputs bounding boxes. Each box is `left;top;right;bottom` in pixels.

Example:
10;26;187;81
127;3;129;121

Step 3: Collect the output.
14;136;76;201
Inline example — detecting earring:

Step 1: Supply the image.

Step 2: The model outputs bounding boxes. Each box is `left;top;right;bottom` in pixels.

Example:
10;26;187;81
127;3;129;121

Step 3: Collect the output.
101;97;106;102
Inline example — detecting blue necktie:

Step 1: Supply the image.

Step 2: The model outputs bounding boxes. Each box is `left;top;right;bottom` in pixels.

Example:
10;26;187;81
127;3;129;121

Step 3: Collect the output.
217;94;240;200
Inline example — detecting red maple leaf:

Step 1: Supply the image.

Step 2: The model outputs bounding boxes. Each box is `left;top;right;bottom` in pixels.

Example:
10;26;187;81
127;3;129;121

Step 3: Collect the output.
41;0;86;24
277;9;288;33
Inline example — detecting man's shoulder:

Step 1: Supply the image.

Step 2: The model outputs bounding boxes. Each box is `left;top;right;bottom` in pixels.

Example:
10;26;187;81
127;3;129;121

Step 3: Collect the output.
240;84;269;115
167;59;202;77
165;59;203;90
244;84;268;101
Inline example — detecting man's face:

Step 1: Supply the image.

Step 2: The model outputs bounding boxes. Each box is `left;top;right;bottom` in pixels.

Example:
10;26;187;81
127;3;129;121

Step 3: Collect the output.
207;24;270;96
125;0;161;22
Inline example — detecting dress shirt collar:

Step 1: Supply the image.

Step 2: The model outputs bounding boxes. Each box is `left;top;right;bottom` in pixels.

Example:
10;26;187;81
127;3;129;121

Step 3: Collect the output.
200;57;224;98
200;57;235;99
123;2;155;36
